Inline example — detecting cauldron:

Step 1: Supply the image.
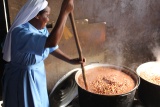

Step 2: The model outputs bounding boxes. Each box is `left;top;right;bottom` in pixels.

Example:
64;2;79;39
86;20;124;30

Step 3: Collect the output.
75;63;140;107
136;61;160;107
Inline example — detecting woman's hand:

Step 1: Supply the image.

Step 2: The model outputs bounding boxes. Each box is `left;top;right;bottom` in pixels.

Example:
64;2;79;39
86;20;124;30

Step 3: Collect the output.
70;57;86;65
60;0;74;15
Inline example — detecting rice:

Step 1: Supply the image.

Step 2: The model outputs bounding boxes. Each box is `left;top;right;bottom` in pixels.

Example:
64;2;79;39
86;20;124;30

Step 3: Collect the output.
139;62;160;85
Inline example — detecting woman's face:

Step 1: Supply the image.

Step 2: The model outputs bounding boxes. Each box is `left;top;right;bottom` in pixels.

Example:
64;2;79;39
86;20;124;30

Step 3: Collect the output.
37;6;50;29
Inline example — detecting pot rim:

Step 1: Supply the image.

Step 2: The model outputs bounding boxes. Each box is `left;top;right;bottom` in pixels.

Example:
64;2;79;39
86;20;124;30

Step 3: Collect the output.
136;61;160;75
75;63;140;96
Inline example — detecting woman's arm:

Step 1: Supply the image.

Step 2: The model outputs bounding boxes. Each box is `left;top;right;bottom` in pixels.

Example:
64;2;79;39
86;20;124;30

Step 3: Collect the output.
50;48;85;65
45;0;74;48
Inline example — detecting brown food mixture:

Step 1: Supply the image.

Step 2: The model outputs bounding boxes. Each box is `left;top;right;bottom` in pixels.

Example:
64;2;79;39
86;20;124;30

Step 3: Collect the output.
78;67;135;95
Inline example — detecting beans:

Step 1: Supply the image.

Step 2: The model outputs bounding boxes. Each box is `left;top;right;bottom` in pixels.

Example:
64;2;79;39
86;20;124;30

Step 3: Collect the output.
90;75;130;95
78;67;135;95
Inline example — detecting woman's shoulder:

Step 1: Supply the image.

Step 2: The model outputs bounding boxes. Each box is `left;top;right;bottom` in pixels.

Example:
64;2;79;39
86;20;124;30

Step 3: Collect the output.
13;23;29;33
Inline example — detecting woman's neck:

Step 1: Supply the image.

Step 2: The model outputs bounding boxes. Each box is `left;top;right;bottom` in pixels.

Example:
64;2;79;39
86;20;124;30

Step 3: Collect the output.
29;19;42;30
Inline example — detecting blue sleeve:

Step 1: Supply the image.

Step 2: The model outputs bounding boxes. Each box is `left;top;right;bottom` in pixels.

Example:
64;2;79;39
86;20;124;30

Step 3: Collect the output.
49;45;59;53
12;27;47;56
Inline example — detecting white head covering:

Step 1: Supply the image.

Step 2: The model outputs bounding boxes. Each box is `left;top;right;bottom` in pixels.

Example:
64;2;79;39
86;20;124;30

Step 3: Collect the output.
2;0;48;62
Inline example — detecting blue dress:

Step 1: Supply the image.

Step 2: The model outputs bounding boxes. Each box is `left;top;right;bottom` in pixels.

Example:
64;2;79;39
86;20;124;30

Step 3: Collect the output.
2;22;58;107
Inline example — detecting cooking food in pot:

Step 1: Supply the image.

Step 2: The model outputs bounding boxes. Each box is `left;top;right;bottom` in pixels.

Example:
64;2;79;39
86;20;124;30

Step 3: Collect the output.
78;67;135;95
140;71;160;85
137;62;160;85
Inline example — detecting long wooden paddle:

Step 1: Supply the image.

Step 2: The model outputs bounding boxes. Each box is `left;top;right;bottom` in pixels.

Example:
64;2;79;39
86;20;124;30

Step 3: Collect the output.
69;12;88;90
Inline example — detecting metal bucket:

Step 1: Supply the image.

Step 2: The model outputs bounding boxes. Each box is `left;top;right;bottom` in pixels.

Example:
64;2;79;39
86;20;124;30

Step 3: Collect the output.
75;63;140;107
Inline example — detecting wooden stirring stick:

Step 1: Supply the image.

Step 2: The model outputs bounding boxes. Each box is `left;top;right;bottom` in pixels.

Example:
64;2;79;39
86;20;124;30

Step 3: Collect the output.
69;12;88;90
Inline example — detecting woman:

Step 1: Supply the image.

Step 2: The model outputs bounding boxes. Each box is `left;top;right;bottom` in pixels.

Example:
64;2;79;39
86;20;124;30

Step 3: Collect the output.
2;0;85;107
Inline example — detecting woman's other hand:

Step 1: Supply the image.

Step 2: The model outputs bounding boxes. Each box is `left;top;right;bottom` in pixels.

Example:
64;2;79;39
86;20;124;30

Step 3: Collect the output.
70;57;86;65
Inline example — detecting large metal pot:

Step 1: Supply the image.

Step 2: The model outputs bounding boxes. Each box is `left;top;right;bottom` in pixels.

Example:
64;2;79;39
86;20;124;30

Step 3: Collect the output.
75;63;140;107
136;61;160;107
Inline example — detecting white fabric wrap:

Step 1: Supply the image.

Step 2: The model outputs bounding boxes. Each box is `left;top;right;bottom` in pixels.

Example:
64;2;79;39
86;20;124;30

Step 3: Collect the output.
2;0;48;62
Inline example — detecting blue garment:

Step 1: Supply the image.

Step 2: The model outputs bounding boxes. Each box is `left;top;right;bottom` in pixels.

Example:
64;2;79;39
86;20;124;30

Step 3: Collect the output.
2;22;58;107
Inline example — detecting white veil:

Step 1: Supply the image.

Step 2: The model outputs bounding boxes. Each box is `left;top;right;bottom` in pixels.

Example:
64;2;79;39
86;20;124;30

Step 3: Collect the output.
2;0;48;62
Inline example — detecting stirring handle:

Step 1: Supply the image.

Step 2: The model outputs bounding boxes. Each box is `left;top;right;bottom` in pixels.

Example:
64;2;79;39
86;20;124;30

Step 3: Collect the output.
69;12;88;90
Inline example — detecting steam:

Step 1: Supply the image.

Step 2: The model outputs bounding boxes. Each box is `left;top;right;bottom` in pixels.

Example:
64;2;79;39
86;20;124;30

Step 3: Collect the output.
152;46;160;62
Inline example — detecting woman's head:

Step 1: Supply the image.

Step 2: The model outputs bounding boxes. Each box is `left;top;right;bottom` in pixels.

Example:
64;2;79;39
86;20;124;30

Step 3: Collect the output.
37;6;51;28
30;6;51;29
3;0;49;62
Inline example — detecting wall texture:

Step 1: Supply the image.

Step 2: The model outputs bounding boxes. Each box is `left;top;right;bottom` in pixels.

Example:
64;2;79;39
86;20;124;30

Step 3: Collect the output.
8;0;160;92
